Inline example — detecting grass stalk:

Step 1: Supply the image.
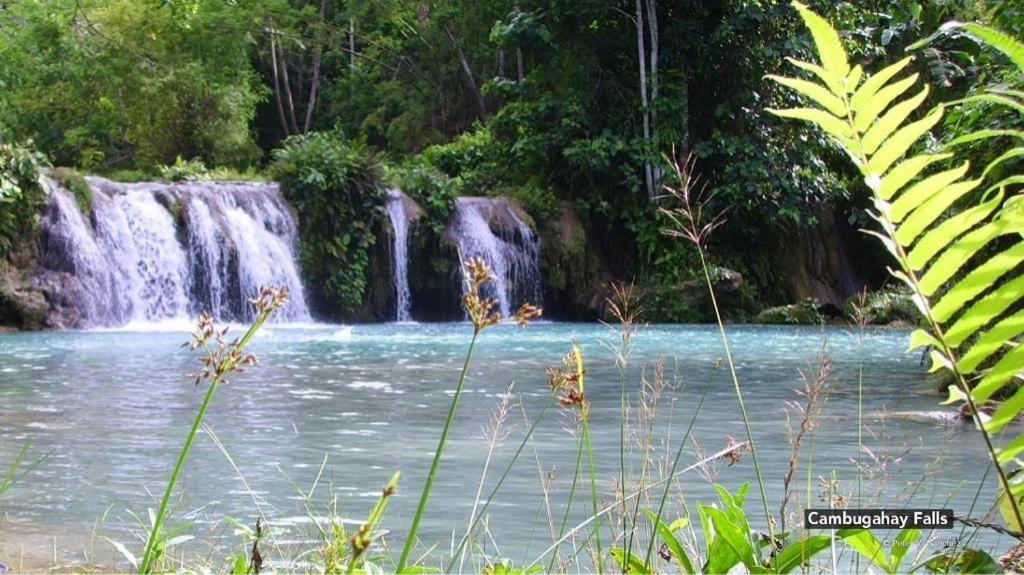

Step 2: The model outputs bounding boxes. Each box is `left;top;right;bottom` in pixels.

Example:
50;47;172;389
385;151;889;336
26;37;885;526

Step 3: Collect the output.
139;290;283;574
643;390;707;566
396;331;478;572
696;248;773;540
447;403;550;573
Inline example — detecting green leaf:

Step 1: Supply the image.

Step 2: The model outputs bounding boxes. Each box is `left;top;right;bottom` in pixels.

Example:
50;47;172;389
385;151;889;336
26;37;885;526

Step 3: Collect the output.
946;22;1024;72
895;177;982;247
889;162;971;223
959;312;1024;373
868;106;943;176
906;192;1000;270
922;548;1004;574
854;74;920;133
928;240;1024;314
767;108;858;154
766;75;847;115
946;129;1024;148
862;86;931;155
610;547;652;574
850;56;914;111
945;275;1024;347
968;337;1024;404
878;153;952;200
105;537;139;570
701;505;756;574
889;528;920;572
791;1;850;78
785;57;844;95
643;508;694;574
772;535;833;573
949;92;1024;115
982;147;1024;178
840;529;891;573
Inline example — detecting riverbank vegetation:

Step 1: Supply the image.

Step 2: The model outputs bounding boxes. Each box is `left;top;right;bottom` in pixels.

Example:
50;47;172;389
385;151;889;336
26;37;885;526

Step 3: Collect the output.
1;1;1019;322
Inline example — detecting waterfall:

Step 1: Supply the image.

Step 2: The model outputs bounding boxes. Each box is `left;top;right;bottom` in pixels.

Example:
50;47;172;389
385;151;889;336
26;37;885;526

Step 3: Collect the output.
385;189;412;322
449;197;542;316
37;177;310;328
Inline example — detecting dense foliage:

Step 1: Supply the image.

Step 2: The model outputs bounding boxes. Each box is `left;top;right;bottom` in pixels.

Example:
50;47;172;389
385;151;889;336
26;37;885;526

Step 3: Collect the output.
270;132;384;316
0;141;48;253
0;0;1018;313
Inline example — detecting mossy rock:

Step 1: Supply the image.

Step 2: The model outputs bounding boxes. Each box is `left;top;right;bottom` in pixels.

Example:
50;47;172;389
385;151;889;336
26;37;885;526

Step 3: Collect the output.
0;263;48;330
755;299;825;325
843;288;920;325
50;167;92;217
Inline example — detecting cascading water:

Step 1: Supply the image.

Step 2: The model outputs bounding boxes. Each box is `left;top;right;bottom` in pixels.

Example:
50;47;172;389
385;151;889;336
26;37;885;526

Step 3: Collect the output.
385;189;413;322
449;197;542;316
36;177;310;328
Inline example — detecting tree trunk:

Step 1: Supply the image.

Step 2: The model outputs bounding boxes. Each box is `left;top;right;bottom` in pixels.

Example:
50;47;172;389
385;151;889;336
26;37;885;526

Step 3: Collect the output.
350;18;356;73
442;22;486;116
269;34;291;138
275;38;300;134
645;0;662;187
304;0;327;133
516;47;524;82
634;0;653;198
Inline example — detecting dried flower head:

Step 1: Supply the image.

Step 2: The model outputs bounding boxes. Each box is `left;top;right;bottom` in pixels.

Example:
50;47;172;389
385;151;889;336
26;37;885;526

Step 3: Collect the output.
721;435;751;466
514;302;543;327
184;286;285;387
461;257;503;332
250;285;290;313
657;151;727;247
547;343;588;413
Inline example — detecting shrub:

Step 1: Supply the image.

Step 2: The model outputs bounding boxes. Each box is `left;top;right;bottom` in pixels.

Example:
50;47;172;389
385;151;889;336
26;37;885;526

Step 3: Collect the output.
755;299;824;325
158;157;210;182
388;161;457;234
844;288;920;325
0;141;48;254
270;132;385;316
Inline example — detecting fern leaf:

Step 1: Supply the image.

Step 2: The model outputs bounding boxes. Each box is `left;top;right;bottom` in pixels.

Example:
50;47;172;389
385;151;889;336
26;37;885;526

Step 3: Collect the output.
959;313;1024;373
944;275;1024;347
982;148;1024;178
906;194;1001;269
766;107;856;149
890;162;971;223
927;241;1024;315
878;153;952;200
766;75;847;115
862;86;931;155
850;56;914;111
947;22;1024;72
946;129;1024;148
971;344;1024;406
854;74;921;133
785;57;844;95
949;93;1024;115
792;1;849;78
894;178;982;246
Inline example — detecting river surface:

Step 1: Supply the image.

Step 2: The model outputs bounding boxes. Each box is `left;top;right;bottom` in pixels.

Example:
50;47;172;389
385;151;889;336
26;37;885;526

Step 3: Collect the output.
0;323;1009;570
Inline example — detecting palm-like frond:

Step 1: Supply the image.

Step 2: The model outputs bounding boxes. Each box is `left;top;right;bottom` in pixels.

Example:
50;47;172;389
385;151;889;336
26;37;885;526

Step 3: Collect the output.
769;1;1024;528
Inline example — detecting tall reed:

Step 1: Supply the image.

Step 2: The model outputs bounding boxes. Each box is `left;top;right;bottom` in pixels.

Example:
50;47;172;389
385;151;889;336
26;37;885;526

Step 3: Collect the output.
658;153;774;541
396;257;540;572
138;286;288;574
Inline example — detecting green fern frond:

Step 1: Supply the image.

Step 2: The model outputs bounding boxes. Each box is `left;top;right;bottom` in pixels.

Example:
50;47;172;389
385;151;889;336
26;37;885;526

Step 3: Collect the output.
911;21;1024;73
770;0;1024;531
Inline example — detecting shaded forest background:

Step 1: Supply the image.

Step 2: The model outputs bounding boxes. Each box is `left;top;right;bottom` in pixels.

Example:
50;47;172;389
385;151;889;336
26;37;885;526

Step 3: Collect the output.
1;0;1020;320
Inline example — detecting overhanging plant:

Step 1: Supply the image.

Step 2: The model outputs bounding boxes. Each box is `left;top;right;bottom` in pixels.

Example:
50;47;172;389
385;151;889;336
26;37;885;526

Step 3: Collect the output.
768;0;1024;532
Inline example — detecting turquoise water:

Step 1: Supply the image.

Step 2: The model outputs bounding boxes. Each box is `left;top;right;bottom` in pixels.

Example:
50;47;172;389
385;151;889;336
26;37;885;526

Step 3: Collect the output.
0;323;1007;569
